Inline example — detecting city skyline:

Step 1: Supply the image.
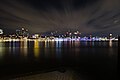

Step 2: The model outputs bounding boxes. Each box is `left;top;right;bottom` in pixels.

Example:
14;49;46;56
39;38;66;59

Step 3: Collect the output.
0;27;119;37
0;27;118;42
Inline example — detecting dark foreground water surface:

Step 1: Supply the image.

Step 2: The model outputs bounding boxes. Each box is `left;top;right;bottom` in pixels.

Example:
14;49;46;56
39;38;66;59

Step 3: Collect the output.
0;40;118;80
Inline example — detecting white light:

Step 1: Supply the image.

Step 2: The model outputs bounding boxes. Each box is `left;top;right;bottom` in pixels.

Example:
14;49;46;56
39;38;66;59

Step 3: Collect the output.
0;29;3;34
110;34;112;36
74;32;77;34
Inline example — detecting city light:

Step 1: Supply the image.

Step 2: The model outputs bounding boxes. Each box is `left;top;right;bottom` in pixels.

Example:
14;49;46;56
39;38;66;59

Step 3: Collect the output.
0;28;119;42
0;29;3;34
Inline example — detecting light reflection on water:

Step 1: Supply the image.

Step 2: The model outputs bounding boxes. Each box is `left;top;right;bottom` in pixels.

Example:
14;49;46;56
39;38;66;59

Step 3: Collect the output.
109;40;112;47
21;40;28;57
0;41;118;59
34;40;40;58
0;40;118;79
56;41;62;59
0;40;118;68
0;42;5;59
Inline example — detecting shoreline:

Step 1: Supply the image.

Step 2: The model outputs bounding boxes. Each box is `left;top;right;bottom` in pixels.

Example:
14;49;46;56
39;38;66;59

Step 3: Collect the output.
0;67;66;80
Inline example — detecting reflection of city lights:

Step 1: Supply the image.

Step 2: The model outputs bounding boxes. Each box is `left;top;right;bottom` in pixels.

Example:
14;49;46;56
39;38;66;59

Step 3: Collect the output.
9;42;11;52
34;40;39;58
23;48;28;57
92;42;94;46
0;42;5;59
56;41;62;58
13;41;16;47
90;41;92;46
20;41;24;48
51;41;55;47
75;41;80;47
24;40;27;48
23;41;28;56
45;41;49;47
20;41;28;57
56;41;59;47
12;42;16;53
85;41;87;46
109;40;112;47
34;40;39;48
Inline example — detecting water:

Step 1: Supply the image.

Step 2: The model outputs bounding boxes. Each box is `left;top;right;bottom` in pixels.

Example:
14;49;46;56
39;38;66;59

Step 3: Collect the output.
0;40;118;79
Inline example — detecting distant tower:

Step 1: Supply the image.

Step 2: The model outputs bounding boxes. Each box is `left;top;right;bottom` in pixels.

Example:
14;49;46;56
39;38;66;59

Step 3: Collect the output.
109;33;112;39
0;29;3;34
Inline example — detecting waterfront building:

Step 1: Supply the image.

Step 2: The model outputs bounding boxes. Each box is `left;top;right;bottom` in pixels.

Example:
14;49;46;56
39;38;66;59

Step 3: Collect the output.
16;28;29;38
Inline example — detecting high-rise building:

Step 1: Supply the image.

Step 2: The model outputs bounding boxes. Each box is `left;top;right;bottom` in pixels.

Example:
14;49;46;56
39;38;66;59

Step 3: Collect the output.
16;28;29;37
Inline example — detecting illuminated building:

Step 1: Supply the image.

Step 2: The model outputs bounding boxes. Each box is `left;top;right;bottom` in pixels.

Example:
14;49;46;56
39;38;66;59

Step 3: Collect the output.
32;34;40;39
72;31;80;38
109;33;112;39
16;28;29;38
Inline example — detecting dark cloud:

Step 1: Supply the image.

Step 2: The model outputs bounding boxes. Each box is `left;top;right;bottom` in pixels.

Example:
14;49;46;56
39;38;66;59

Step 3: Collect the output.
0;0;120;35
87;10;120;29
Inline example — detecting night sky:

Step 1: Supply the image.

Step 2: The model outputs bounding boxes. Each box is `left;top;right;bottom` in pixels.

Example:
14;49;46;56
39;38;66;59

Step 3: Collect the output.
0;0;120;35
